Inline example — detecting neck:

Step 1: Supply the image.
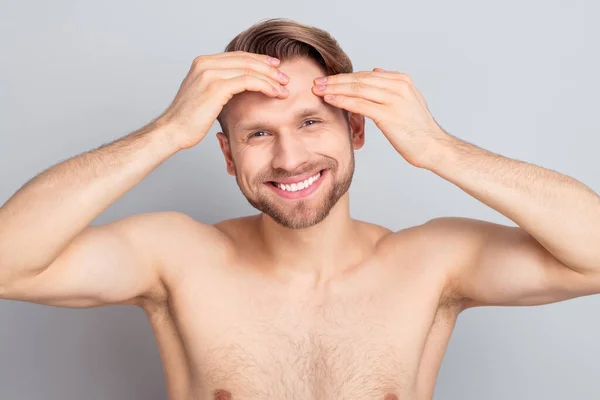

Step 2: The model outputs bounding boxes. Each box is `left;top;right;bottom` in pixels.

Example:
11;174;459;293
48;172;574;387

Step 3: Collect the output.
256;193;363;285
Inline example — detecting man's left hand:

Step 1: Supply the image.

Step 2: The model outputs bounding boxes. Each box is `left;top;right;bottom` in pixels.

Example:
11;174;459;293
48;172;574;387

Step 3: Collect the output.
312;68;450;168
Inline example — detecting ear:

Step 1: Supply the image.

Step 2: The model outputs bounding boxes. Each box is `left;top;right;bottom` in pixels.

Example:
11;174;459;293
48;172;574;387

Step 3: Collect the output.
348;112;365;150
216;132;236;176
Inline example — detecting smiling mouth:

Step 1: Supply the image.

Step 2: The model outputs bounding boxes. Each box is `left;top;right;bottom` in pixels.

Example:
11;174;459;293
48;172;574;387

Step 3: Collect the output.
269;169;325;192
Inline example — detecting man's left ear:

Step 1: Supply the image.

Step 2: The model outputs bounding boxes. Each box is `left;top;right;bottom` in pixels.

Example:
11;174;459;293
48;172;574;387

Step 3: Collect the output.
348;112;365;150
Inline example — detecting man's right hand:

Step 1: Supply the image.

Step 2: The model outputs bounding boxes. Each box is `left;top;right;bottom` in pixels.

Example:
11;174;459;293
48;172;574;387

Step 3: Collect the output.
157;51;291;150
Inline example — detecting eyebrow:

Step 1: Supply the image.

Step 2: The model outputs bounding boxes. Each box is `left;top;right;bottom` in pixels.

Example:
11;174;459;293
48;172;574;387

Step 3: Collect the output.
233;106;330;133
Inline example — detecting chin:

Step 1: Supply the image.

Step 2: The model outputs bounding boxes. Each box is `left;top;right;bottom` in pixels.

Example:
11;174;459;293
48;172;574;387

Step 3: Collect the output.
266;200;333;229
243;190;334;229
270;211;331;229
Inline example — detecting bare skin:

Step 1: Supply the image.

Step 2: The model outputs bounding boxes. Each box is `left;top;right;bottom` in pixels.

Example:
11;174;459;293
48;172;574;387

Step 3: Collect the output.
141;211;461;400
1;51;599;400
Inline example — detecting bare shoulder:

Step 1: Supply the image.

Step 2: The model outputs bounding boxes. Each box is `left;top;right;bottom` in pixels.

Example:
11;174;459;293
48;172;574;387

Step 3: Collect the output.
414;216;496;307
122;211;231;250
120;211;236;298
371;217;483;309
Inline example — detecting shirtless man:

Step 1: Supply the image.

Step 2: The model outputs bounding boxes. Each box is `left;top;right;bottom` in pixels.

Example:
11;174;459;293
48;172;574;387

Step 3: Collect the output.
1;18;599;400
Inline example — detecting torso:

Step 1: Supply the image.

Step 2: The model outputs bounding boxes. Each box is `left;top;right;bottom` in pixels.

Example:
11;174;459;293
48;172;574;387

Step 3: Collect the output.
139;216;466;400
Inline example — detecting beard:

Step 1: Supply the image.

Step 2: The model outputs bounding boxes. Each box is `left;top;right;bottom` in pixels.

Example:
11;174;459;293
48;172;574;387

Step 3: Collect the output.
234;150;355;229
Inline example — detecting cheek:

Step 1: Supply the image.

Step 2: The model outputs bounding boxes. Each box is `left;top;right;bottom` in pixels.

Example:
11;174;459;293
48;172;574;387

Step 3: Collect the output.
236;159;267;186
317;129;352;155
307;126;349;149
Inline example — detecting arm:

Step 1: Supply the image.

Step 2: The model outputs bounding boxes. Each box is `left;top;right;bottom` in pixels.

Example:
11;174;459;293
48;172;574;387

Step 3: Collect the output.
0;51;289;308
423;135;600;309
0;122;180;307
0;211;199;308
306;67;600;306
426;217;600;308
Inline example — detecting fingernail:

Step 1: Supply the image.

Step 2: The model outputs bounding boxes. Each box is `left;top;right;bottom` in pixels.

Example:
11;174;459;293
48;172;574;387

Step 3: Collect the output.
279;72;289;81
315;76;327;84
315;85;327;91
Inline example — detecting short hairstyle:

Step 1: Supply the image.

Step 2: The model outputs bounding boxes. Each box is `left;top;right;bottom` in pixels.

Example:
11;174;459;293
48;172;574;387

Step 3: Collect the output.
216;18;353;136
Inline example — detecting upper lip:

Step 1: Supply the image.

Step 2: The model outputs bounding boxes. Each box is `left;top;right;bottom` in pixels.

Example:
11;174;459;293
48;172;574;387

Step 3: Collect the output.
270;170;323;185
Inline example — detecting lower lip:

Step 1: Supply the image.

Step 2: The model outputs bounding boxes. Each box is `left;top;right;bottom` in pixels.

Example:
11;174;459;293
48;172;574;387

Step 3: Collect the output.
267;170;327;199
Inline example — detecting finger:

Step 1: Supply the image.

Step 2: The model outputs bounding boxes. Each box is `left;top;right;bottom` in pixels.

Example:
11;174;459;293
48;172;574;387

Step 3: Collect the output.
209;68;289;97
206;56;288;85
372;68;414;84
371;70;427;107
321;70;412;86
322;94;385;122
374;70;426;107
194;54;289;86
313;82;394;104
331;70;427;108
219;74;288;100
315;72;395;90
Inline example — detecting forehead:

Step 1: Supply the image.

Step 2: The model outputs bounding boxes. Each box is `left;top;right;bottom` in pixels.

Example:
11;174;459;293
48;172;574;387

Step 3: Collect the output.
225;57;337;134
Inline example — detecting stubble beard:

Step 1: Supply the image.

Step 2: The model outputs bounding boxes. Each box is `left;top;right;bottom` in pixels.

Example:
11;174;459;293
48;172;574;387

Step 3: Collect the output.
235;150;355;229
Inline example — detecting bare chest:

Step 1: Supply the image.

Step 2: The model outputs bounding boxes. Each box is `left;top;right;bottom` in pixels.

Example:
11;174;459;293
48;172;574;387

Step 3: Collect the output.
199;300;415;398
161;260;451;400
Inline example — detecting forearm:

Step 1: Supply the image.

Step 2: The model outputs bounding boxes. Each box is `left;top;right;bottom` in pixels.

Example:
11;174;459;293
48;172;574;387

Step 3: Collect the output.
0;121;180;283
425;134;600;274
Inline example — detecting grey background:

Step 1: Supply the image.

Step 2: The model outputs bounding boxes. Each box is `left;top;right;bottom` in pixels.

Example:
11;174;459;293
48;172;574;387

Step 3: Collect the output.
0;0;598;399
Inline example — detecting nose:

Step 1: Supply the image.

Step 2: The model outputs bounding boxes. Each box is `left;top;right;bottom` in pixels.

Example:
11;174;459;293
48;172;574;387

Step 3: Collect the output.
270;133;311;173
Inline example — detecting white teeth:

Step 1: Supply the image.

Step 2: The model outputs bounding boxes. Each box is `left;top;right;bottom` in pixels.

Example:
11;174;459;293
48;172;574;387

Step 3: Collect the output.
276;171;321;192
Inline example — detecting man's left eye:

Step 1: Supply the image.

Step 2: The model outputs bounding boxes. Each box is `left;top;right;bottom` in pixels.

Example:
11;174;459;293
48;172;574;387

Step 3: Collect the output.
250;131;268;138
304;120;319;126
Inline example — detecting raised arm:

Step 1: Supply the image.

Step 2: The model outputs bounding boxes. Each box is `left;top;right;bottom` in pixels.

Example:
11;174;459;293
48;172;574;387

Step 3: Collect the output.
0;211;200;308
427;217;600;309
0;122;181;307
0;51;291;309
418;123;600;309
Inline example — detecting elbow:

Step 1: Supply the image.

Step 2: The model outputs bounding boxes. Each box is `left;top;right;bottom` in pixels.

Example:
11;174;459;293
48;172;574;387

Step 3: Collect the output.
0;280;7;300
0;267;43;300
0;269;12;299
0;268;7;299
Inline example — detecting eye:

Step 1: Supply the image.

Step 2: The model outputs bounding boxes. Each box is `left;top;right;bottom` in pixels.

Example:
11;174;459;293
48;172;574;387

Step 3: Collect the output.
248;131;269;138
304;119;319;127
247;120;320;139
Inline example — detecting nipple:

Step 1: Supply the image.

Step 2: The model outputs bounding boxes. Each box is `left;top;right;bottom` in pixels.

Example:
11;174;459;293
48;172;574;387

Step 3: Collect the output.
213;389;232;400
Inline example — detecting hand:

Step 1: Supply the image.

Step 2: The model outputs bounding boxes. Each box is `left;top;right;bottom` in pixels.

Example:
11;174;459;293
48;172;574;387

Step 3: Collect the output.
156;51;291;150
312;68;449;168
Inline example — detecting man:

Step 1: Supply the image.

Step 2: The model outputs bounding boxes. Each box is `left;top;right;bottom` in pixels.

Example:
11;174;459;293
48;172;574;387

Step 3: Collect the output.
0;18;599;400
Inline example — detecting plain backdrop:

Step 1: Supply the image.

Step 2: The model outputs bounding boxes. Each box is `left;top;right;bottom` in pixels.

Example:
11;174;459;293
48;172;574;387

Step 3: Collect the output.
1;1;599;399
